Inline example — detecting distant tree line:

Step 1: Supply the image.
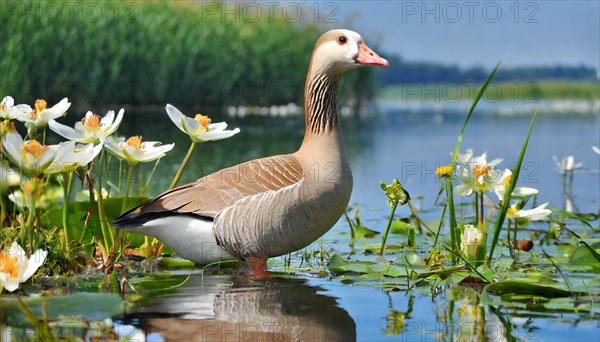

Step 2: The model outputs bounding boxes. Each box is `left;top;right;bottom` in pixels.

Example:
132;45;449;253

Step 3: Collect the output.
379;55;598;84
0;0;374;110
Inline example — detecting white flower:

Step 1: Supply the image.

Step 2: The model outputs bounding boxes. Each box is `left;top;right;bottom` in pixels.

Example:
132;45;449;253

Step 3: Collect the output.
494;184;539;201
105;135;174;164
49;109;124;144
166;104;240;142
1;132;58;174
507;202;551;222
0;96;32;121
460;224;483;261
16;98;71;126
0;242;47;292
592;146;600;156
44;141;103;174
553;155;583;173
0;161;20;192
455;152;510;196
456;149;474;164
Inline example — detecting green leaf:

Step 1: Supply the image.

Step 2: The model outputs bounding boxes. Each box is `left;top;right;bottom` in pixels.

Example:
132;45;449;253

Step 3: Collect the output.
569;245;600;271
390;219;412;234
128;274;192;293
486;281;572;298
1;293;124;325
449;60;503;169
354;224;380;239
488;108;538;263
326;254;374;274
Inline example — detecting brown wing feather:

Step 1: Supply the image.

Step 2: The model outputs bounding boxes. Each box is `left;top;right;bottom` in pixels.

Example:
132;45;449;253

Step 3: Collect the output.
115;154;304;226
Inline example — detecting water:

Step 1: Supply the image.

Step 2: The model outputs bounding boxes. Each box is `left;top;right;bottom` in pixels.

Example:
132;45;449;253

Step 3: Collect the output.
122;102;599;222
123;273;598;341
116;103;599;341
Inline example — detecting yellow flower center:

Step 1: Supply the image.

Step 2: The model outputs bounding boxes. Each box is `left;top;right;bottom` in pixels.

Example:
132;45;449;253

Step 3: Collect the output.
126;136;143;149
29;99;48;118
501;174;512;186
0;102;5;113
35;99;47;113
195;114;211;131
22;178;41;196
0;251;20;280
507;207;518;217
436;165;453;178
20;140;48;159
82;114;102;131
0;120;16;135
474;164;491;180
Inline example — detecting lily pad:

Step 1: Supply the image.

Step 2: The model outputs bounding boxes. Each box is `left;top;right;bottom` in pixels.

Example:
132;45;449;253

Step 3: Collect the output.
486;281;572;298
354;224;380;239
569;245;600;272
327;254;375;274
0;293;124;325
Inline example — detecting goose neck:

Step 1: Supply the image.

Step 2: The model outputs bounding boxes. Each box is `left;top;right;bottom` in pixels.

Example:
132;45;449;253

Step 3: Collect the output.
302;70;340;138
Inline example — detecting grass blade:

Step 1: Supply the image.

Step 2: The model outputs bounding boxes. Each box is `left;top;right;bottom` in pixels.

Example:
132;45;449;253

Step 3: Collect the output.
444;60;502;260
487;109;538;263
449;60;503;169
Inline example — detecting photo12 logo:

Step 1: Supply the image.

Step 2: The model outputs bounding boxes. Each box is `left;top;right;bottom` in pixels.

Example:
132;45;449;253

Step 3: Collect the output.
199;1;339;23
401;1;540;24
0;1;138;23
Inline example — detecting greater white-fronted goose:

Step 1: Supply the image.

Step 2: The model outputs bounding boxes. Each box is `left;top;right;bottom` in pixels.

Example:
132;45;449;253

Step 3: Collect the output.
113;29;389;276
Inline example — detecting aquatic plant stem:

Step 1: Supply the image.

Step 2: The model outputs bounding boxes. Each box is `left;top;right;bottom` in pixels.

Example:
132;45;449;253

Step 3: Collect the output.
446;179;458;265
121;164;134;213
507;220;513;258
407;200;434;235
96;151;114;253
61;172;75;256
379;202;398;255
170;141;197;189
509;220;519;265
142;159;161;196
343;211;356;240
112;164;135;255
479;192;484;226
26;202;36;252
475;192;479;225
429;196;448;253
0;194;6;226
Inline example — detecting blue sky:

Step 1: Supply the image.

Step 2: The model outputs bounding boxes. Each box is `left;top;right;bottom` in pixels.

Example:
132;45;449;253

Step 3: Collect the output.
320;1;599;69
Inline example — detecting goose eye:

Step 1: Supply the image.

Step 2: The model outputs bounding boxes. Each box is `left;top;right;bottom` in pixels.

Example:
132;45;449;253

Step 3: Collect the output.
338;36;347;44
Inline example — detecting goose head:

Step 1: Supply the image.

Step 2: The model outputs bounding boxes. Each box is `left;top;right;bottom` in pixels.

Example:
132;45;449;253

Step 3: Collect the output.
310;29;389;75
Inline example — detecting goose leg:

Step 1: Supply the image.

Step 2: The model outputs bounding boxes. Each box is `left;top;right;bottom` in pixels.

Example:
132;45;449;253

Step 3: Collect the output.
245;257;271;278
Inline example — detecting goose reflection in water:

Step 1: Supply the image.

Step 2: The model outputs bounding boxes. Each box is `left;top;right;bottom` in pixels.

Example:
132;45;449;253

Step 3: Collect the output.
129;275;356;341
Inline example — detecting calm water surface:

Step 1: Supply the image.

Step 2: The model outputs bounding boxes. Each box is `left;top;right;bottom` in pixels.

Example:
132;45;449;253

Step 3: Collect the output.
123;103;599;219
117;104;599;341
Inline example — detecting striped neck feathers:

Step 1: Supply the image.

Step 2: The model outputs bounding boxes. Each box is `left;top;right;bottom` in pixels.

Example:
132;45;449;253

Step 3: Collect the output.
304;71;341;136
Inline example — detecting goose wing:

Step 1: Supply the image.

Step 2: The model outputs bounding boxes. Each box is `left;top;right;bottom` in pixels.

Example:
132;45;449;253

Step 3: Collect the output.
112;154;303;228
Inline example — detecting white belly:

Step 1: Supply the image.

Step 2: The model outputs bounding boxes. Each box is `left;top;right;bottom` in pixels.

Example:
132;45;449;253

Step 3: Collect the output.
129;216;237;264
